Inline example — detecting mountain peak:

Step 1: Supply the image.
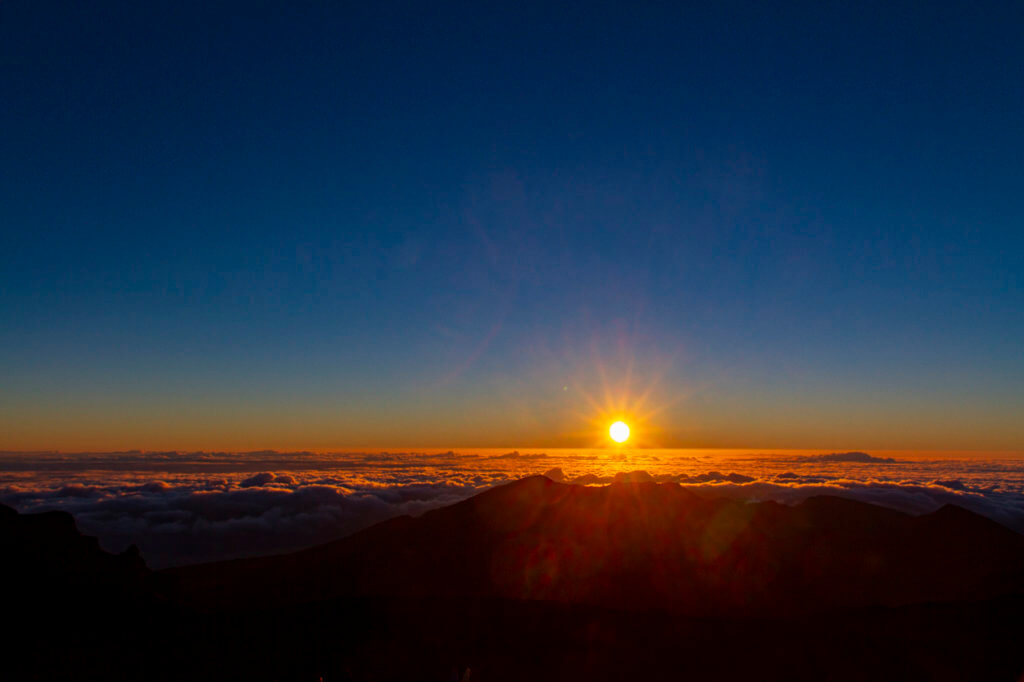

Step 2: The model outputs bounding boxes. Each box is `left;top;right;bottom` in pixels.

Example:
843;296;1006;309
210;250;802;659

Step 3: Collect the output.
170;477;1024;616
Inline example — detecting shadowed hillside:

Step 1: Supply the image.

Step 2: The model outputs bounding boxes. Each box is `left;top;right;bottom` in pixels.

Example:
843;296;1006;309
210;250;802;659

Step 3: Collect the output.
5;479;1024;681
171;476;1024;616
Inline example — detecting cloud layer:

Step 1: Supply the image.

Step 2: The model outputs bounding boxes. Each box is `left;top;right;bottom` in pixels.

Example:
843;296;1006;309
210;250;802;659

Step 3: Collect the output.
3;450;1023;568
2;475;488;568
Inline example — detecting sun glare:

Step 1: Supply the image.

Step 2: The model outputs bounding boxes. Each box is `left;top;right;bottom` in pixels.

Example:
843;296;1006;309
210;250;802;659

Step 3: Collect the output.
609;421;630;444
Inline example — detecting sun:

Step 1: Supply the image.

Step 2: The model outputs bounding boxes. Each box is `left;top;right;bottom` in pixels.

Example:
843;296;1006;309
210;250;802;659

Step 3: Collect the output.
609;420;630;444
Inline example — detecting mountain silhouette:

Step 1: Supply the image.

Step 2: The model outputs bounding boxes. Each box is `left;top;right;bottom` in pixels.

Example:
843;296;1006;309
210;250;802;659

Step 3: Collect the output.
5;481;1024;681
1;502;151;601
171;476;1024;616
1;503;170;681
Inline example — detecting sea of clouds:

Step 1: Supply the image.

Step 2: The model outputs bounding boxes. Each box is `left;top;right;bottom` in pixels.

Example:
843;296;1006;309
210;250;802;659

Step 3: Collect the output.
2;449;1023;568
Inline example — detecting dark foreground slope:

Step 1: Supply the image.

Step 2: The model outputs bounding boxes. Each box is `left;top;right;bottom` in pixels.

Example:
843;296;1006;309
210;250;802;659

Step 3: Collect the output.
4;477;1024;681
1;503;166;680
173;475;1024;615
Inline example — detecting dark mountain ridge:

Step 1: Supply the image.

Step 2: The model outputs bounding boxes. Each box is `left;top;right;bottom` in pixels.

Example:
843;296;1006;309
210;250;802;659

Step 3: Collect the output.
5;480;1024;680
170;475;1024;616
1;502;151;601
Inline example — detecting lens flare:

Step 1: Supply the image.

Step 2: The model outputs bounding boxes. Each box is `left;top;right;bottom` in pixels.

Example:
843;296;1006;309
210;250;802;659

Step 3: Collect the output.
609;421;630;443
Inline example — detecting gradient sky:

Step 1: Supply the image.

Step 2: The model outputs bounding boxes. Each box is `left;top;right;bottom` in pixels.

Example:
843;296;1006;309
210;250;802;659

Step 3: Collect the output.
2;1;1023;451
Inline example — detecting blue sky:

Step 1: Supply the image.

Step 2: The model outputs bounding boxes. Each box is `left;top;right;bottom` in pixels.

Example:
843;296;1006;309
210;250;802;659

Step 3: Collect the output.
2;1;1022;450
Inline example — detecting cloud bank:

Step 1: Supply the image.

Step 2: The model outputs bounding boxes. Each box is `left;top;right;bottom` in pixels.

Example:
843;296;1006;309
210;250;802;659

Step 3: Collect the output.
2;450;1022;568
0;470;496;568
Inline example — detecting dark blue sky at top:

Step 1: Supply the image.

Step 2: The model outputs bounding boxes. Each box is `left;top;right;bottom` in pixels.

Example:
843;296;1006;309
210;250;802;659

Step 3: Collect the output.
1;1;1022;448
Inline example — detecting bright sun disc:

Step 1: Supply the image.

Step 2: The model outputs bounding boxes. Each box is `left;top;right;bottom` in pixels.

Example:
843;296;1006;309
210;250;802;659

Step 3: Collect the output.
609;421;630;443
